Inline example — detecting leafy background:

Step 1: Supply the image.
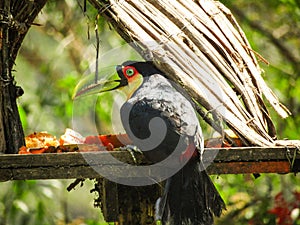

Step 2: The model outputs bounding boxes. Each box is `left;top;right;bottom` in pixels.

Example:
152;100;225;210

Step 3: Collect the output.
0;0;299;224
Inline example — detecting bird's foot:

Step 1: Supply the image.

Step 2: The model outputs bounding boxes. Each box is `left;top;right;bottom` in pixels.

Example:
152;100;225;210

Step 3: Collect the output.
119;145;143;164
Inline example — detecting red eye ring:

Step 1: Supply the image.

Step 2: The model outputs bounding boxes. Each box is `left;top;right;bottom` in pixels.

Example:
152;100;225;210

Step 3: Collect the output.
123;66;138;78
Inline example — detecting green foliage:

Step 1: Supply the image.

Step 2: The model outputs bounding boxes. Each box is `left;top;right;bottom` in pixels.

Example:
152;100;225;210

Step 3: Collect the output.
213;174;300;224
0;180;61;225
218;1;300;224
1;0;299;224
0;180;107;225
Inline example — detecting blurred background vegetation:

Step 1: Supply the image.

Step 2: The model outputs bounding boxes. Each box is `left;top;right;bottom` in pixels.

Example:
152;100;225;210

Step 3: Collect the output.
1;0;299;224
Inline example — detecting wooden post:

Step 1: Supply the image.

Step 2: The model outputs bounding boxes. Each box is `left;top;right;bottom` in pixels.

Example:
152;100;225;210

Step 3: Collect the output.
100;179;119;222
99;179;161;225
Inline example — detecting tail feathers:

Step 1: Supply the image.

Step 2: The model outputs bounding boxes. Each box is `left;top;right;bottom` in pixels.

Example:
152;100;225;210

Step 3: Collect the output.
156;158;225;225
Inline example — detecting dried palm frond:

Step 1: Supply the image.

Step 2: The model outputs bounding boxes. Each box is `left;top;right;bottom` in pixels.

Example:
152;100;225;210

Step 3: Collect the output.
88;0;290;146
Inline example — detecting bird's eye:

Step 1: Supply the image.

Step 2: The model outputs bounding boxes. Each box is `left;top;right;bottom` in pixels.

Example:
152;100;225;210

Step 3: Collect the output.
125;68;135;77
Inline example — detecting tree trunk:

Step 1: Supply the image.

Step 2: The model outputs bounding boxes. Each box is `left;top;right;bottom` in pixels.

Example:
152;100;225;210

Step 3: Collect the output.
0;0;48;153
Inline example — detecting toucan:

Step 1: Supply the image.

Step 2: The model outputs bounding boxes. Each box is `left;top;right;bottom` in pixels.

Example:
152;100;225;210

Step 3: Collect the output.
74;61;225;225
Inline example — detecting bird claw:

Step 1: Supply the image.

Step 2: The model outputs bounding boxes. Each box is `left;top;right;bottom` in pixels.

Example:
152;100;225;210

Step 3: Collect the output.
120;145;143;164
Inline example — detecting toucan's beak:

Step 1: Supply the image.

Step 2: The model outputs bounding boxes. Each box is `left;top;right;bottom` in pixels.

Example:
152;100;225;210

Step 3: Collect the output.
73;67;123;99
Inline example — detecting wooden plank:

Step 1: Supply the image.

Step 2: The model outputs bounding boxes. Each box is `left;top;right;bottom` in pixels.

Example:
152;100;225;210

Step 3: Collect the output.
209;146;297;162
207;161;292;175
1;146;298;167
101;179;119;222
117;183;159;225
0;146;299;181
0;151;136;168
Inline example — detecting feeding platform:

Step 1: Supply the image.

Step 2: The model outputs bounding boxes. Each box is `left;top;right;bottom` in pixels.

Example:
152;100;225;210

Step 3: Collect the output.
0;146;299;181
0;145;299;224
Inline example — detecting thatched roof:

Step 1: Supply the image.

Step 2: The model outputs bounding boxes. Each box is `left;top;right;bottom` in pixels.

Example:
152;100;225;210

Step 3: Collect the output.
89;0;290;146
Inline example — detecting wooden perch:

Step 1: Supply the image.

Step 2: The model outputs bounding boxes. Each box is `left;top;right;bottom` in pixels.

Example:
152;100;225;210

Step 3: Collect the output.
0;146;299;182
